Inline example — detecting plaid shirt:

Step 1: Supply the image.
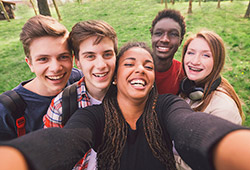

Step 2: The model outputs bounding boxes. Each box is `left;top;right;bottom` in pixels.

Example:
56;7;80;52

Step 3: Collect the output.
43;77;96;170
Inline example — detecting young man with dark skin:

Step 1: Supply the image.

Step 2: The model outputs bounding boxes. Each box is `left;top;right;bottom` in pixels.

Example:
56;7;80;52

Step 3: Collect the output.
150;9;186;95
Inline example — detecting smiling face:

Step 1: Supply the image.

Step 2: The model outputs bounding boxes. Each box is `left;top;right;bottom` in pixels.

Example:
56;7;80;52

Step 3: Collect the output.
151;18;182;61
184;37;214;83
116;47;155;102
76;36;116;97
26;35;73;96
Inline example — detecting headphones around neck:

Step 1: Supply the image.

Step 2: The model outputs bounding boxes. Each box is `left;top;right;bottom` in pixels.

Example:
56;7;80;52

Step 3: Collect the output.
180;76;221;101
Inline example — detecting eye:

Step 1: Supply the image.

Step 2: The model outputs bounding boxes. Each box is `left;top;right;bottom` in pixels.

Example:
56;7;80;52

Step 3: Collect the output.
153;31;162;36
104;52;114;58
37;57;47;62
60;55;71;60
85;54;95;60
187;51;195;55
203;54;210;58
145;65;153;70
169;32;180;38
124;63;134;67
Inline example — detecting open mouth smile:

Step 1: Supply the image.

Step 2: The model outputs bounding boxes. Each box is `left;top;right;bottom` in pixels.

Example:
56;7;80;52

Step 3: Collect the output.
93;72;108;77
130;79;146;87
46;73;65;80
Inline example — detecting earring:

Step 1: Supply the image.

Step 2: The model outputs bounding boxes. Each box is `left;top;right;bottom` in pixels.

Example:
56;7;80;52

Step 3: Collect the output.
152;85;154;88
112;81;117;85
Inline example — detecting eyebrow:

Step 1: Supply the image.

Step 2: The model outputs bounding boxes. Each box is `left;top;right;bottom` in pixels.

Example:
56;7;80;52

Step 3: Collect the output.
123;57;136;61
188;48;211;53
145;59;153;63
81;49;114;56
81;51;95;55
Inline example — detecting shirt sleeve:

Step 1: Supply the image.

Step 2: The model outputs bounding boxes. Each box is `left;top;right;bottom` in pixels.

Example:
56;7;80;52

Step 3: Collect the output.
157;94;246;170
3;105;104;170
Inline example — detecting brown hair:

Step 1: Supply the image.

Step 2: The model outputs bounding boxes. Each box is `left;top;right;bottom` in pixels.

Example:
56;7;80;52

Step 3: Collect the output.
181;30;244;120
97;42;176;170
150;9;186;42
68;20;118;60
20;15;69;59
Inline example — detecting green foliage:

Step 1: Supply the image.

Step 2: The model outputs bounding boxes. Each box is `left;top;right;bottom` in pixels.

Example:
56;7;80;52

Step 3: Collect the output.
0;0;249;126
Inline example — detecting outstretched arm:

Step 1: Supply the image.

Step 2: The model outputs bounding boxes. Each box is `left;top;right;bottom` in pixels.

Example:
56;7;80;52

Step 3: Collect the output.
0;146;28;170
1;129;250;170
213;129;250;170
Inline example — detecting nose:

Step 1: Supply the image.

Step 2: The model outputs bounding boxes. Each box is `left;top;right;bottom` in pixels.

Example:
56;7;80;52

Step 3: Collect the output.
135;64;145;74
50;59;63;73
95;56;107;70
191;54;201;65
160;32;170;42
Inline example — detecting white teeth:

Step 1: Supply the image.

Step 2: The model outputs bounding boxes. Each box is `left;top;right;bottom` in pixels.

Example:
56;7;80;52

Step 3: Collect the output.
189;66;202;72
158;46;169;50
94;73;107;77
47;74;64;80
130;79;145;86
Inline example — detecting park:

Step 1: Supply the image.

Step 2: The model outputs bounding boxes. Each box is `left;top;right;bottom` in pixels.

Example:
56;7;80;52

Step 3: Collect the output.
0;0;249;126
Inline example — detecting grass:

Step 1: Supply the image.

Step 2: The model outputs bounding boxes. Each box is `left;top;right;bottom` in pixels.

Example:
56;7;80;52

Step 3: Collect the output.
0;0;249;125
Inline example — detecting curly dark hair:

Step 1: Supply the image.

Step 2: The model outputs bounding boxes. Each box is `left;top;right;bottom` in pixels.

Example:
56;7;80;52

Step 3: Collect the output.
150;9;186;41
97;42;177;170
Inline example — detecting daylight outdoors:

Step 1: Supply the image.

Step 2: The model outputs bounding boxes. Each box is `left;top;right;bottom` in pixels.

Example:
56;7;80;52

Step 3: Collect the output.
0;0;249;125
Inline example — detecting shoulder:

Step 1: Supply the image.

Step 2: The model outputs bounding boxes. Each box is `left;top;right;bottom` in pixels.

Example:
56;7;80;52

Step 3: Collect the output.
205;90;242;124
67;68;83;85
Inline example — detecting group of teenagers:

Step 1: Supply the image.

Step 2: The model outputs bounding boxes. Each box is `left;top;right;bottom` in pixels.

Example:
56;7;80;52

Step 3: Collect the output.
0;8;249;170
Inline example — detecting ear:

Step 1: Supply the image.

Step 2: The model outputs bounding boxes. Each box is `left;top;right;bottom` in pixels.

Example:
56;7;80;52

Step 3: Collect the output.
112;76;117;85
75;56;81;69
25;57;34;73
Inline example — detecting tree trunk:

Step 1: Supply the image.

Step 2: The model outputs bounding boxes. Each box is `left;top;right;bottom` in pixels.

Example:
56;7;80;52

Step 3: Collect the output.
188;0;192;14
165;0;168;9
199;0;201;6
0;1;10;21
217;0;221;8
37;0;51;16
52;0;62;21
161;0;163;4
30;0;38;15
172;0;175;5
244;1;250;18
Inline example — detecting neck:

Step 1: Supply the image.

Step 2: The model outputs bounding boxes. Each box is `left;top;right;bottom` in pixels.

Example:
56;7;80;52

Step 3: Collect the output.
23;78;61;96
87;88;107;101
117;96;147;130
154;57;173;72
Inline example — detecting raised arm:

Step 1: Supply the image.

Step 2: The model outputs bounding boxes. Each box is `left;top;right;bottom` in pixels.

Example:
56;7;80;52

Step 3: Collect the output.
0;146;28;170
0;105;104;170
213;129;250;170
158;94;249;170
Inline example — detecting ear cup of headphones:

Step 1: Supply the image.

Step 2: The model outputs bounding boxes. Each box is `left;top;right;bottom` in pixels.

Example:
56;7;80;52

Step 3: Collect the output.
189;87;204;101
180;78;204;101
180;77;222;101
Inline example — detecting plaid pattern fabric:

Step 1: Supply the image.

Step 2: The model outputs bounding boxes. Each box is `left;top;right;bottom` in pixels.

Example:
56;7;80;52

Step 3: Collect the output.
43;77;93;170
43;77;91;128
73;149;92;170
